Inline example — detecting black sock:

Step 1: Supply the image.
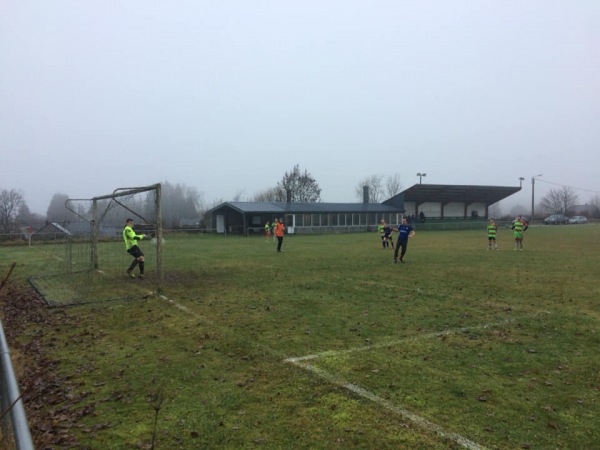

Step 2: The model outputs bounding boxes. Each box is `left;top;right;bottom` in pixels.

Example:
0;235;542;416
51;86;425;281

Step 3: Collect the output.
139;261;144;274
128;260;138;271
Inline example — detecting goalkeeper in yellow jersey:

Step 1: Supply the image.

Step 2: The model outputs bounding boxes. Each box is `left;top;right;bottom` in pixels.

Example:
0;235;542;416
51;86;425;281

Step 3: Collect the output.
123;218;148;278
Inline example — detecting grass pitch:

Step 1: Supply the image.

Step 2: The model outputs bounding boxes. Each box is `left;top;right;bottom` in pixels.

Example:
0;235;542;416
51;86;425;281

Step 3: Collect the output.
2;224;600;449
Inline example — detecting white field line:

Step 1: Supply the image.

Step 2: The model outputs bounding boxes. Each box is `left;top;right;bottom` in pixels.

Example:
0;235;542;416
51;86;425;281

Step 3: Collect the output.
284;315;549;449
286;319;515;363
289;360;485;450
157;293;544;448
157;293;215;325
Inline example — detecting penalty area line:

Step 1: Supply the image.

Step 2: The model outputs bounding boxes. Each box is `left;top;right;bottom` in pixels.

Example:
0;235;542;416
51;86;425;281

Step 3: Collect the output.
286;312;550;363
283;316;551;449
287;360;486;450
286;320;514;363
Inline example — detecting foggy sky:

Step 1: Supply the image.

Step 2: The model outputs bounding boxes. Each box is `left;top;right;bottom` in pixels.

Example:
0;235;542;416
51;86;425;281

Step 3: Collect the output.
1;1;599;215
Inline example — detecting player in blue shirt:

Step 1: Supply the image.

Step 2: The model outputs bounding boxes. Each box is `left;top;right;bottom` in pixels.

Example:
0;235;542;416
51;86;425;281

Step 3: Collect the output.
392;218;416;263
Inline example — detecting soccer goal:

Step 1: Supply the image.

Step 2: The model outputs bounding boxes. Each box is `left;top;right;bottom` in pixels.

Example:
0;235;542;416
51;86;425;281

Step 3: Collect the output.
30;184;163;305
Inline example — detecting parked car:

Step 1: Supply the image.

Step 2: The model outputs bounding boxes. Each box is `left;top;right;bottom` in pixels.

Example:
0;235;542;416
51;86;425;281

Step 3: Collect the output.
569;215;588;224
544;214;569;225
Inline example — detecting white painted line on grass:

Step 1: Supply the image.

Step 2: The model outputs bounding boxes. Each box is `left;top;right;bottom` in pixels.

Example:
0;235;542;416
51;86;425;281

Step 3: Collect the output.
287;360;486;450
284;316;550;449
286;319;515;363
158;293;216;325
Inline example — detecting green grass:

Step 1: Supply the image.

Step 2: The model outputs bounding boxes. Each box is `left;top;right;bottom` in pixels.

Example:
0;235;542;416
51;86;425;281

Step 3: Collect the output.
2;225;600;449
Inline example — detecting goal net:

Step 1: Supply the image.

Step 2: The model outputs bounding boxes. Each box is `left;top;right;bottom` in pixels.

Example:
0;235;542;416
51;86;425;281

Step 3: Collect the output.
29;184;163;305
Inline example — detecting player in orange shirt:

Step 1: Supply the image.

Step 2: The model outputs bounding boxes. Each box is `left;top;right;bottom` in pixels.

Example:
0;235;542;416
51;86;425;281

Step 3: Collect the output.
275;218;285;252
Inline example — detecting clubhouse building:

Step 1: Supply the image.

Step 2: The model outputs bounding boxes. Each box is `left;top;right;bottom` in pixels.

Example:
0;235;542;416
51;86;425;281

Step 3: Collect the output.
208;183;521;235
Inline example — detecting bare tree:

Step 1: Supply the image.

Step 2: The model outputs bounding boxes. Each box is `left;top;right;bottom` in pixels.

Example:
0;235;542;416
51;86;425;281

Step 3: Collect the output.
159;182;202;228
355;175;384;203
386;173;403;198
540;186;578;215
488;202;502;219
17;203;44;227
46;193;71;223
508;204;528;218
0;189;25;233
232;190;246;202
276;164;321;202
252;187;280;202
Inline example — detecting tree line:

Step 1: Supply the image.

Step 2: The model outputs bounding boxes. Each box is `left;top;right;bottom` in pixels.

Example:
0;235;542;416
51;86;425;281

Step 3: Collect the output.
2;167;598;234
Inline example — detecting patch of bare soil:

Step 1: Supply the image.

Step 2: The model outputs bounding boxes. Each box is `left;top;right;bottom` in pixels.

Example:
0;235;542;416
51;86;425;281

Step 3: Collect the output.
0;281;84;449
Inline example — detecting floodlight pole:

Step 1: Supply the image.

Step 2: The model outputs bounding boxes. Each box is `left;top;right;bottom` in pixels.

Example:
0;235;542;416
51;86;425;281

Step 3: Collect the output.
417;172;426;185
531;174;543;223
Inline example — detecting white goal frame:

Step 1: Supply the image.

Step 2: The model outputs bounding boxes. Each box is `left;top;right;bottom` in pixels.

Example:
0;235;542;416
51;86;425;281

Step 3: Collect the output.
66;183;164;292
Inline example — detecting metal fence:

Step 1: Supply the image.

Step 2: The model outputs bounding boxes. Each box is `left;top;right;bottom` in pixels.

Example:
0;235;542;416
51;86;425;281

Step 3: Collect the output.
0;321;34;450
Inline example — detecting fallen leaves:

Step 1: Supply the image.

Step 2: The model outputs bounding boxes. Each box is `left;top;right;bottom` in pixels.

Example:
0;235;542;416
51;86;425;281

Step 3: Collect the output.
0;281;82;448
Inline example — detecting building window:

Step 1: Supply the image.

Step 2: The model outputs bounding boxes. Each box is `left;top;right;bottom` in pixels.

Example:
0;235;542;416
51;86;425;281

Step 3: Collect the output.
304;213;311;227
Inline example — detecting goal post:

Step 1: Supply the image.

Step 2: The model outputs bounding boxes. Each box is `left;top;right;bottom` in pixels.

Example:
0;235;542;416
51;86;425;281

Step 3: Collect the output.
29;183;164;305
86;184;164;290
45;183;165;302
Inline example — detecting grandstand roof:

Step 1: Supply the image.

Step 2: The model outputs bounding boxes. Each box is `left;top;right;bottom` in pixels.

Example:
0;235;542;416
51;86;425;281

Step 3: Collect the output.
384;184;521;207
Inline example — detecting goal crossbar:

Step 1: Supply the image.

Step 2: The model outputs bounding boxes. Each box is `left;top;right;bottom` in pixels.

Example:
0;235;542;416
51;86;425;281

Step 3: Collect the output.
71;184;164;293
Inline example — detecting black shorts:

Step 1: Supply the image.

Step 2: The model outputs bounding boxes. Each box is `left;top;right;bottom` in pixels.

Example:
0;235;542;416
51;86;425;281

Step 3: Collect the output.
127;245;143;258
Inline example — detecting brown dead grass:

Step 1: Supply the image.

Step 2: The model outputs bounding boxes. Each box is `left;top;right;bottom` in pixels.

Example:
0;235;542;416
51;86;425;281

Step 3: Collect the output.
0;281;82;448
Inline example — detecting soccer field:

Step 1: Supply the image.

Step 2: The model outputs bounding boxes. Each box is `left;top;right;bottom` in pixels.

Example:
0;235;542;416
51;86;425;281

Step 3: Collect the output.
3;225;600;448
